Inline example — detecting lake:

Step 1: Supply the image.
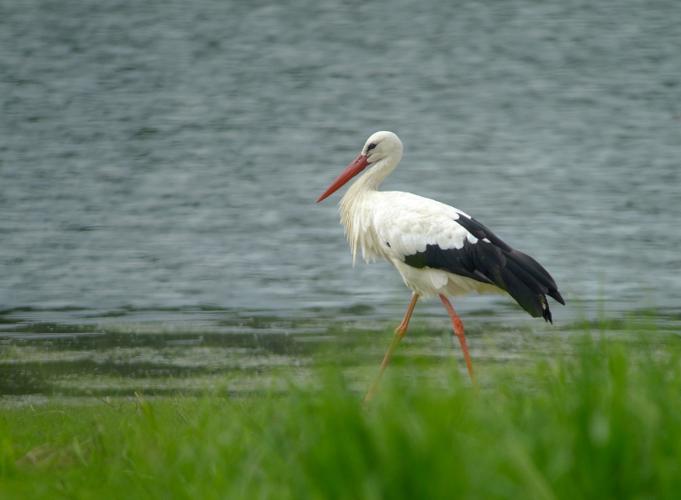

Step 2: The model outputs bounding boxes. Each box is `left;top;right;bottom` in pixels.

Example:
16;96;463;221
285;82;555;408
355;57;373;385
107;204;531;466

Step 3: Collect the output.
1;0;680;396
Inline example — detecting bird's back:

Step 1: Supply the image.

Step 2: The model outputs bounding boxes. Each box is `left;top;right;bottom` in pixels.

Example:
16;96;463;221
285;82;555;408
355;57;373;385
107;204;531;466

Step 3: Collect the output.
369;190;477;260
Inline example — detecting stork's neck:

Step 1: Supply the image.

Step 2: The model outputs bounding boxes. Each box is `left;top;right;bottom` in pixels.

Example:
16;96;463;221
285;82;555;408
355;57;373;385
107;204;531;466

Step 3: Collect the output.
339;154;401;263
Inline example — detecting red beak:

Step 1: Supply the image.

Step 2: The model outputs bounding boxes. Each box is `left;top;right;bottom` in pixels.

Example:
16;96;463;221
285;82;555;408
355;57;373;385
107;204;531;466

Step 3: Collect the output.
316;154;369;203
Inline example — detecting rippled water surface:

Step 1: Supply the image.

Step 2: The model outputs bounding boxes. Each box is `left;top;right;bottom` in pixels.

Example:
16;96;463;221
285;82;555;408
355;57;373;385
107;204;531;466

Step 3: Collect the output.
1;0;681;396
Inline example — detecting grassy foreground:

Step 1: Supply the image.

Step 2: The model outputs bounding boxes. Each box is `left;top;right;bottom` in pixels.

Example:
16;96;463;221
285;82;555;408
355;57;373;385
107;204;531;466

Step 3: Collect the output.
2;334;681;499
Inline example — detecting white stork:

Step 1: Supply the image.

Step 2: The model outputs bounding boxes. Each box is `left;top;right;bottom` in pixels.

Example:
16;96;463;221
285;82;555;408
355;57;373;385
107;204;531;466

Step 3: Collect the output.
316;131;564;401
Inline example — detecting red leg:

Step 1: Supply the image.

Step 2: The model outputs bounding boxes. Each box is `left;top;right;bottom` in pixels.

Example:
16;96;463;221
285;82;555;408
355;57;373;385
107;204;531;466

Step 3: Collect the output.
364;292;419;402
439;294;476;383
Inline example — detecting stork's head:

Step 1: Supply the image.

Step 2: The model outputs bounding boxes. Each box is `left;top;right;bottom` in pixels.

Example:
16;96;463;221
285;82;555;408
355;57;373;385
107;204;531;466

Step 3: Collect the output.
316;131;404;203
361;131;403;164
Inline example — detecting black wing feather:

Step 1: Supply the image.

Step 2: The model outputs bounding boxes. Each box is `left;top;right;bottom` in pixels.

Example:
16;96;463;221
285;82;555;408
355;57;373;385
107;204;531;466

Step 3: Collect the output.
403;215;565;322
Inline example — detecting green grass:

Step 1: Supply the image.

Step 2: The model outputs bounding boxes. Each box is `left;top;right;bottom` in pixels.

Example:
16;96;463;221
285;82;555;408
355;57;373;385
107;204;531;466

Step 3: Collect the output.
2;330;681;499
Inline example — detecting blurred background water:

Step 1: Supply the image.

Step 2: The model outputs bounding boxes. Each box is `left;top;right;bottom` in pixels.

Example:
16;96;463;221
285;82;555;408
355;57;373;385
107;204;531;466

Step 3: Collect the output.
1;0;680;334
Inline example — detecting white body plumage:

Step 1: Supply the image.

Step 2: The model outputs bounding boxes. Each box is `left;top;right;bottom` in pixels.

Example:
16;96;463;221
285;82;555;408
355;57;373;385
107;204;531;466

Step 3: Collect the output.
317;130;562;322
340;186;499;298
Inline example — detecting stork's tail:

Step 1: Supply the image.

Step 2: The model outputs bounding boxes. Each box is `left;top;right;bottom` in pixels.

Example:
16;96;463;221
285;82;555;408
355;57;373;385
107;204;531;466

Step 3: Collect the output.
496;249;565;323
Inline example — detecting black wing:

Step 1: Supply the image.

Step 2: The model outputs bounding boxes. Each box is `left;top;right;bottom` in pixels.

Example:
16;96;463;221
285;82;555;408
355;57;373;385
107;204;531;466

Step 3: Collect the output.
403;215;565;323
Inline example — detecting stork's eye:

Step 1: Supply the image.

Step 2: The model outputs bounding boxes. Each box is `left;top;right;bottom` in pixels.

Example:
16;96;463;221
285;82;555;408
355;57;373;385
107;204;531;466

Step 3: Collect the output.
367;143;377;151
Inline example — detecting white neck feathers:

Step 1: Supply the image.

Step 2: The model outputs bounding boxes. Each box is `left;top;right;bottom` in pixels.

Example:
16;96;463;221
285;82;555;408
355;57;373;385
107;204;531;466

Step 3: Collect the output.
338;155;400;264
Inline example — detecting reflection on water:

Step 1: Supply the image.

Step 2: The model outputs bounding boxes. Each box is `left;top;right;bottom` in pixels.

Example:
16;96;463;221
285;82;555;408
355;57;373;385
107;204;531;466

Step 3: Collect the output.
1;0;680;397
1;306;679;399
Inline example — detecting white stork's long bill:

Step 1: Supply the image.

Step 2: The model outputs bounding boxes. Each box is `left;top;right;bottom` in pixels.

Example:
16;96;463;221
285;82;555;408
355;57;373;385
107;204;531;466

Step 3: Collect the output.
317;131;565;401
316;154;368;203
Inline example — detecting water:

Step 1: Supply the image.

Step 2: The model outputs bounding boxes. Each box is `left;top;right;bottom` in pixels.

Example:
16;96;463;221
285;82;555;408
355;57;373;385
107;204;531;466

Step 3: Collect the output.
1;0;680;396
